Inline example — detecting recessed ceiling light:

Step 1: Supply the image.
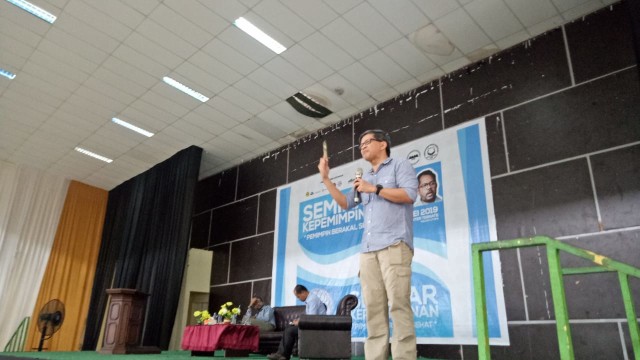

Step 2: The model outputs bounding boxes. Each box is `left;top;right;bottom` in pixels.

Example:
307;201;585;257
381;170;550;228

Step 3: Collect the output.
112;117;154;137
0;68;16;80
5;0;57;23
233;17;287;54
75;147;113;163
162;76;209;102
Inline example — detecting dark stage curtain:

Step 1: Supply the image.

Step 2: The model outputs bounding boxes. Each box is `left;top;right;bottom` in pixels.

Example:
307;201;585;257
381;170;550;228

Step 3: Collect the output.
82;146;202;350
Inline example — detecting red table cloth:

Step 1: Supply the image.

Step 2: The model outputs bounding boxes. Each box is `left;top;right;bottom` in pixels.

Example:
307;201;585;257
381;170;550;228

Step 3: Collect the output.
181;324;260;352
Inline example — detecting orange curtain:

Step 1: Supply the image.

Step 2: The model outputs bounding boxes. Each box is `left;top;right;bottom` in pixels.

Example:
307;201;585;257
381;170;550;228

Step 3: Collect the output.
24;181;108;351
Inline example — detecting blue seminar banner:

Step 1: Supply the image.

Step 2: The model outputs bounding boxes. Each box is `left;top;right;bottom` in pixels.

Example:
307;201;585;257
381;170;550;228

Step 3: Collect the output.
273;119;509;345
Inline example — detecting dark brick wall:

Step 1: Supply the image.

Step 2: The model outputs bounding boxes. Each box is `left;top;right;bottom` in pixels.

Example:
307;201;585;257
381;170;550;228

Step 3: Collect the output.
191;3;639;358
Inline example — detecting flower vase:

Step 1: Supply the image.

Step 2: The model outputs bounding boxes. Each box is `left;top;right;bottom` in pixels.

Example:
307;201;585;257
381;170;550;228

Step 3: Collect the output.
223;318;231;324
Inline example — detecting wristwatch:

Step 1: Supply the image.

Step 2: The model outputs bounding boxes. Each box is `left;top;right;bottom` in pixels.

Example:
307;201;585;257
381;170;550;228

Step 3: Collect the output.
375;184;383;195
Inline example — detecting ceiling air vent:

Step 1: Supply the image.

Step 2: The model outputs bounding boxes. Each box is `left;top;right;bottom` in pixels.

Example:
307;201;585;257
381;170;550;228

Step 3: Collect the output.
286;92;332;118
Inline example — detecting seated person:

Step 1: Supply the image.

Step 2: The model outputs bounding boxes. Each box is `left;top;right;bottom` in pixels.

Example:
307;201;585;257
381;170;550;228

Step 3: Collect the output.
242;294;275;332
267;285;326;360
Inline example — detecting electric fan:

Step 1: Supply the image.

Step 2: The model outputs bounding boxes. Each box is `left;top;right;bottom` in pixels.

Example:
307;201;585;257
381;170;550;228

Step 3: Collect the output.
37;299;65;351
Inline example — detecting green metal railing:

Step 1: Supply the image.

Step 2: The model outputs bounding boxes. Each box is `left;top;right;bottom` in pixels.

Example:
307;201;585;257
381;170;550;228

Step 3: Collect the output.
472;235;640;360
3;316;29;352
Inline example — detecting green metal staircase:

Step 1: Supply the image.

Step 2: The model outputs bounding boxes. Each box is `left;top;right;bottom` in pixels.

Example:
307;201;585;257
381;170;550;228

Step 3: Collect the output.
472;235;640;360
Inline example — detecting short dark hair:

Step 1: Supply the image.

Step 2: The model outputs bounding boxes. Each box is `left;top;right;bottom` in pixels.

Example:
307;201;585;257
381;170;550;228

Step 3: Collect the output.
252;294;263;302
293;284;308;294
418;169;437;183
358;129;391;156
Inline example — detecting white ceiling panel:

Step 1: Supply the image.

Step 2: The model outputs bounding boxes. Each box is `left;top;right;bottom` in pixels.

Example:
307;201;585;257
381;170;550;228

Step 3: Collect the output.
0;0;609;189
411;0;460;20
53;15;120;55
37;39;100;75
163;124;210;144
207;96;253;122
320;73;370;106
64;1;133;41
280;0;339;29
361;50;413;87
140;89;192;118
369;0;430;35
505;0;559;27
91;68;148;99
112;45;169;79
321;18;378;60
263;57;316;90
129;98;179;126
21;62;81;93
172;62;229;95
256;108;300;135
188;51;243;85
83;77;137;106
527;16;564;37
122;0;161;16
234;78;281;107
83;1;145;30
496;30;532;50
182;112;227;136
323;0;364;15
253;2;315;42
343;2;403;48
121;34;183;69
280;44;334;81
465;0;524;41
136;19;199;60
247;67;297;99
116;107;165;134
5;81;64;108
339;62;388;96
101;57;157;89
199;0;248;22
218;86;268;115
0;51;26;74
383;38;437;77
163;0;229;37
0;34;35;60
45;27;109;65
0;16;43;48
435;8;492;53
0;2;53;36
303;83;351;113
148;5;213;47
193;104;239;130
29;50;90;84
217;26;278;66
203;39;260;76
299;32;355;71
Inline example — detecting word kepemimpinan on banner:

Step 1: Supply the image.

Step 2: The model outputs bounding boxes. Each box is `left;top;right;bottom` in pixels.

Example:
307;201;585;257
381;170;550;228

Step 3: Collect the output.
273;118;509;345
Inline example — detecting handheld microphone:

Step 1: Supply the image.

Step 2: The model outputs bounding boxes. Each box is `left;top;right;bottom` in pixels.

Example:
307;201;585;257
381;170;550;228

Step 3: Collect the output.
354;168;363;203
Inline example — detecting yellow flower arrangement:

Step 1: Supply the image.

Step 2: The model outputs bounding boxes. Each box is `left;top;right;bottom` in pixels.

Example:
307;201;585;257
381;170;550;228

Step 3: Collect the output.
193;310;211;325
218;301;240;320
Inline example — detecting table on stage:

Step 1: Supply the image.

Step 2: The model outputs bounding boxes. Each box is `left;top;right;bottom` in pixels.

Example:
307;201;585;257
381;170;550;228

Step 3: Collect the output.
181;323;260;357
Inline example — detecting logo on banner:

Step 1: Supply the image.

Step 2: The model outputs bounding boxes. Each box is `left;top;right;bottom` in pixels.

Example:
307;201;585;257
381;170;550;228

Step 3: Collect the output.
424;144;439;160
407;149;421;164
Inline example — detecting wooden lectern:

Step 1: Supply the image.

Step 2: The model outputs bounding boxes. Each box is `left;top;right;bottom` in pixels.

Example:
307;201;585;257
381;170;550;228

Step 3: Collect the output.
100;288;160;354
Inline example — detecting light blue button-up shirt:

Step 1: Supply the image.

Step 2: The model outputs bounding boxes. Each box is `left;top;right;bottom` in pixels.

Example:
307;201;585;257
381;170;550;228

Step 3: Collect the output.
305;291;327;315
345;157;418;253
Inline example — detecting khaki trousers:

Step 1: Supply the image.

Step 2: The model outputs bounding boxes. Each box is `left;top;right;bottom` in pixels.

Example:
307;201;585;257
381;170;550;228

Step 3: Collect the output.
360;241;416;360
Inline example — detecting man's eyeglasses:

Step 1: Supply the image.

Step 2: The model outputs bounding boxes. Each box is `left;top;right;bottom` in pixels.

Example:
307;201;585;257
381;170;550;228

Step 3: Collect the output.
419;181;437;188
359;138;382;148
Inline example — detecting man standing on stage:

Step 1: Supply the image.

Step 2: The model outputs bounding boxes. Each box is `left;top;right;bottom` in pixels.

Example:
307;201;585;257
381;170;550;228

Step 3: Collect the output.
317;129;418;360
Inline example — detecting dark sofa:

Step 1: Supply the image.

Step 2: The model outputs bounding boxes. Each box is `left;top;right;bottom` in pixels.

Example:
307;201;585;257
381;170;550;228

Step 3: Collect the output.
256;305;305;355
